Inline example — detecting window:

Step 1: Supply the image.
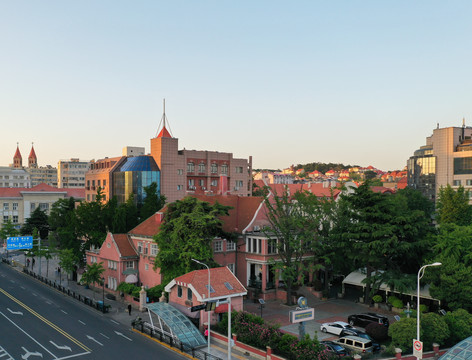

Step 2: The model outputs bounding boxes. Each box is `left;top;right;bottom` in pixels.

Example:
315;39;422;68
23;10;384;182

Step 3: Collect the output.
108;260;117;270
211;179;217;187
39;203;49;211
199;179;205;187
211;163;218;173
221;164;228;174
177;185;183;191
205;284;215;293
178;285;183;298
198;163;205;173
227;263;235;273
3;216;8;222
98;180;101;187
138;242;143;254
151;244;158;256
187;288;192;301
145;264;149;271
103;179;106;187
126;261;134;269
268;239;277;254
188;179;195;188
214;240;223;252
12;216;18;223
187;162;195;172
453;180;462;186
467;180;472;186
3;203;9;211
235;180;243;189
177;169;183;175
144;245;148;255
246;238;252;253
90;256;97;263
12;203;18;211
226;241;236;251
236;166;243;173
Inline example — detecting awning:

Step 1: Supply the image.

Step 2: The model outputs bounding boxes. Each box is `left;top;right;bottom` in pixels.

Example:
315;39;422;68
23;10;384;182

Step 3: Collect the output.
125;274;138;283
169;302;200;319
215;303;233;313
123;268;138;275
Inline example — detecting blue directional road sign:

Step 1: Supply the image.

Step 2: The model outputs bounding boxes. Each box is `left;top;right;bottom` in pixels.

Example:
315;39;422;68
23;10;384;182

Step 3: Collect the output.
7;236;33;250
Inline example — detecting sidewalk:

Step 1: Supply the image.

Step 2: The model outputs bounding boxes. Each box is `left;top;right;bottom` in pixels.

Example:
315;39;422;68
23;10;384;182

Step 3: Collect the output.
2;250;254;360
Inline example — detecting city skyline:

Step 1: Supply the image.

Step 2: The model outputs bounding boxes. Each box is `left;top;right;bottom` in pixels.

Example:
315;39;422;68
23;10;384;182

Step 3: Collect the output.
2;1;472;171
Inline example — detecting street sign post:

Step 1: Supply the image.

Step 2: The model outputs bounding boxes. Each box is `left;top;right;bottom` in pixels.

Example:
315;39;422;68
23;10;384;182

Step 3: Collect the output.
413;339;423;359
7;236;33;250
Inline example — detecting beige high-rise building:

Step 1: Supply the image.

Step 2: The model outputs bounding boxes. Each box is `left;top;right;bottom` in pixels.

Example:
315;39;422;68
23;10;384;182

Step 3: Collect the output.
408;120;472;202
57;159;91;188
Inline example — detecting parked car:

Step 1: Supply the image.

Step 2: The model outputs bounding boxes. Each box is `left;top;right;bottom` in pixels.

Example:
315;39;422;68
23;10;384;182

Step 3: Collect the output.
321;340;350;357
353;331;381;352
347;312;389;328
320;321;359;336
335;335;374;354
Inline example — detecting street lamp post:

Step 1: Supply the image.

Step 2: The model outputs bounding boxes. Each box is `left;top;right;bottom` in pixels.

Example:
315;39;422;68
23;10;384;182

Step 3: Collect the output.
102;277;106;314
417;262;441;357
192;259;211;356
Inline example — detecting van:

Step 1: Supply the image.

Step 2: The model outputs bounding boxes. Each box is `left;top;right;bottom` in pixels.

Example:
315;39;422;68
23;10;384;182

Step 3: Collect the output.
336;335;374;354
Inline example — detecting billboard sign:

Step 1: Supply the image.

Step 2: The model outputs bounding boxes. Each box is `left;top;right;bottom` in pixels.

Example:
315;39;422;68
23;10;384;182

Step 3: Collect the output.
7;236;33;250
289;308;315;323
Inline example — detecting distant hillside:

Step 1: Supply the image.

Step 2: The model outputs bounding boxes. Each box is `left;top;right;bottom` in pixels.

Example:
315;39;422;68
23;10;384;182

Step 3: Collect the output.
295;162;358;174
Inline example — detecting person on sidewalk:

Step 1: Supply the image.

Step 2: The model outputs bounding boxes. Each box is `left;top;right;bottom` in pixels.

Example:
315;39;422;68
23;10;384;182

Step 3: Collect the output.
26;258;30;268
204;327;208;340
32;258;35;268
128;304;132;316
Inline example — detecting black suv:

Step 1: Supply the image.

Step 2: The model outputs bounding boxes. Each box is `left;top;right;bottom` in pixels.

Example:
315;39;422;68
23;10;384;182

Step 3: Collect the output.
347;313;389;328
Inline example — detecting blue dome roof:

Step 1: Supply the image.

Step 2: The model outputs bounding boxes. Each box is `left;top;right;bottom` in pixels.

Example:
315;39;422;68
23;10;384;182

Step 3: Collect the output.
119;156;159;172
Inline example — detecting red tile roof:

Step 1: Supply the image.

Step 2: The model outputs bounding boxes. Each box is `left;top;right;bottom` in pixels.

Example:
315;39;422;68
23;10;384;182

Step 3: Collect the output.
191;194;264;233
111;233;137;258
128;212;165;237
397;177;408;189
370;186;396;194
157;126;172;138
14;146;22;160
0;184;84;199
174;267;246;300
28;145;37;160
263;183;342;199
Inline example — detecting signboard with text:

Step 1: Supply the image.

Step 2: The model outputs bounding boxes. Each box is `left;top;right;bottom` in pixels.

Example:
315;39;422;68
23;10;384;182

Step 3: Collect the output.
6;236;33;250
289;308;314;323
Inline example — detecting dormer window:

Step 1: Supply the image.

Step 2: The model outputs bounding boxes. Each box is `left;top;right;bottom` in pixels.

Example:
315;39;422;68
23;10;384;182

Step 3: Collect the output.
187;162;195;172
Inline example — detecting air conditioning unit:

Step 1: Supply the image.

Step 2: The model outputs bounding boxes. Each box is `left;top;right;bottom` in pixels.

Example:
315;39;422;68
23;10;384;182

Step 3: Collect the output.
254;225;260;232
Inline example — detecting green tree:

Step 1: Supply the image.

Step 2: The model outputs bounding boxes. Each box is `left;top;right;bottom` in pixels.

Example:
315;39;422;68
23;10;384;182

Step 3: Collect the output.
111;195;139;233
154;196;232;284
139;182;166;221
444;309;472;345
388;317;416;353
75;188;108;248
81;262;105;299
0;219;19;241
427;223;472;311
436;184;472;225
49;198;80;251
58;248;79;283
21;207;49;239
421;312;450;349
262;190;324;305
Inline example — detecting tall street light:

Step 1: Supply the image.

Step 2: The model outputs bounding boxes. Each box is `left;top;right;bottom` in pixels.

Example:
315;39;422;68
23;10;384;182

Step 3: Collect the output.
192;258;211;356
417;262;441;355
102;277;106;314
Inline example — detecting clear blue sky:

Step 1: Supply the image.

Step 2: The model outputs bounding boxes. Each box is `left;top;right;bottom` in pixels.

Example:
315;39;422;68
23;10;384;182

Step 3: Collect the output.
1;1;471;171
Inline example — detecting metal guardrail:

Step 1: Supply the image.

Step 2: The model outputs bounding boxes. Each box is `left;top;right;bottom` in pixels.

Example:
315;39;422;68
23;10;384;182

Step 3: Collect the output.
131;320;222;360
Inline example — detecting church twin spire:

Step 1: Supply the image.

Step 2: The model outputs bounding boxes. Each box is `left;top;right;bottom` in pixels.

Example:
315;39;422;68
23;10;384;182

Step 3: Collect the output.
13;143;37;168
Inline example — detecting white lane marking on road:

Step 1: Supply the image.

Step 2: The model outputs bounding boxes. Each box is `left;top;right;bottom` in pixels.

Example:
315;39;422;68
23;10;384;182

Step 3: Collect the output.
78;320;86;325
56;351;90;360
100;333;109;339
110;319;119;325
114;331;132;341
0;345;15;360
46;301;52;305
32;293;38;297
20;346;43;359
86;335;103;346
7;308;24;316
61;310;68;315
21;286;26;290
0;311;56;359
49;342;72;352
9;280;15;283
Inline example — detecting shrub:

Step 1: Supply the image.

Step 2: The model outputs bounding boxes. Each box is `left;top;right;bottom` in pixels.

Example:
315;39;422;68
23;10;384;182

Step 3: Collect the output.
388;317;416;353
388;295;400;304
387;296;403;308
419;304;429;313
444;309;472;346
147;284;166;301
117;282;140;295
421;313;449;349
365;322;389;341
372;295;383;303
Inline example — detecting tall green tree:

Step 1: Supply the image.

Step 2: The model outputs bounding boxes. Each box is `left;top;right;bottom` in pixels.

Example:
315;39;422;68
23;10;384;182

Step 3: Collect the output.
81;262;105;299
21;207;49;239
49;197;79;251
436;184;472;225
262;190;325;305
427;223;472;311
58;248;80;283
0;219;19;241
139;182;166;221
75;188;108;248
154;196;232;284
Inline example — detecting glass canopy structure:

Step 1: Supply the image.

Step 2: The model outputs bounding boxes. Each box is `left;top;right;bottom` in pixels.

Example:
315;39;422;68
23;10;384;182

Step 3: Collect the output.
440;336;472;360
146;302;207;348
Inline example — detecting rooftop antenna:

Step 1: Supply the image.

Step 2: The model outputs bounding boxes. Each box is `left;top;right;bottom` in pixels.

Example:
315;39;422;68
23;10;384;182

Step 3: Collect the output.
155;98;174;137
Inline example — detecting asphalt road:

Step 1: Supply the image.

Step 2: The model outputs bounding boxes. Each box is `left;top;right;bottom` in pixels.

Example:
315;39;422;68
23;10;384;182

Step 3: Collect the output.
0;261;186;360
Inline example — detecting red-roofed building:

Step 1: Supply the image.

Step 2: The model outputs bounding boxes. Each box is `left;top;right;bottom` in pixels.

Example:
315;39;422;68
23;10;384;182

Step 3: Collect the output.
165;267;247;328
0;183;84;231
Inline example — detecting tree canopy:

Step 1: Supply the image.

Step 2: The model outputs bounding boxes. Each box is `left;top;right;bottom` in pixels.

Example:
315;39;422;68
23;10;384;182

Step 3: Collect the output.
436;184;472;225
154;196;232;284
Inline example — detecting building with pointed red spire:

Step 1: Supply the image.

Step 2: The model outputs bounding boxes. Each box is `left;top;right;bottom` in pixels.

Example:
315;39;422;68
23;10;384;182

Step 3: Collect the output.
13;144;22;168
28;144;37;168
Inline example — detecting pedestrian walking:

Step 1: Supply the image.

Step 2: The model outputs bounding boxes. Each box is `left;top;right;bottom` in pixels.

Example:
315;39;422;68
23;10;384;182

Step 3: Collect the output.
204;327;209;340
26;258;30;267
128;304;132;316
